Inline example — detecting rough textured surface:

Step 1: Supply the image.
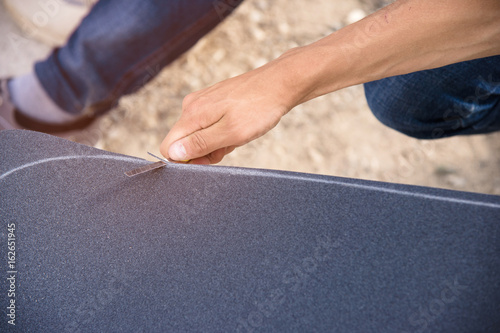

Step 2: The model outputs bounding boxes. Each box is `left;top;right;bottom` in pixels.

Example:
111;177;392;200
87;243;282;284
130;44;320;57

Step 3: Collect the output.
1;130;499;332
1;0;499;195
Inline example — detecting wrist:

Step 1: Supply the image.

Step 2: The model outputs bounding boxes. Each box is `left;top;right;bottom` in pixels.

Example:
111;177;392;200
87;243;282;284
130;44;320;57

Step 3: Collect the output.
271;42;354;108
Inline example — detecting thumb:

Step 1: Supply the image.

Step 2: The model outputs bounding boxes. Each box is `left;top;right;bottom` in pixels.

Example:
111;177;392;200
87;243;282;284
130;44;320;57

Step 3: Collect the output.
162;124;229;162
166;140;189;162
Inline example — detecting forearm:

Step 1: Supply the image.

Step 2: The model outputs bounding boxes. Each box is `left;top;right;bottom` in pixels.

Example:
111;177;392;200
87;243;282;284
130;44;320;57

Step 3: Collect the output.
273;0;500;108
161;0;500;164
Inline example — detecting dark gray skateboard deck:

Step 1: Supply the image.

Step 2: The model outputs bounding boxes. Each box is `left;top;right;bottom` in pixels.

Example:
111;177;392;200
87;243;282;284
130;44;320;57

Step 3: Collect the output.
1;130;499;332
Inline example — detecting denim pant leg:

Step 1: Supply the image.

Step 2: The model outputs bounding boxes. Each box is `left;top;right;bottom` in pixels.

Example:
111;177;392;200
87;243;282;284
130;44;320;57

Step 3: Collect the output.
34;0;244;116
364;55;500;139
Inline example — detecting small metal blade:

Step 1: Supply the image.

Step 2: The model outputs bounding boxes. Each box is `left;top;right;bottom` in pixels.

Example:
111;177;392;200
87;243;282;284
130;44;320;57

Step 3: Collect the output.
148;151;190;163
124;161;166;177
148;152;170;163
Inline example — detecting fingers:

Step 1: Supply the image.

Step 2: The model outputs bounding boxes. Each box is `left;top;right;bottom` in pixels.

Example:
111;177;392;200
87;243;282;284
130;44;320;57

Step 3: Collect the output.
160;98;284;164
160;110;227;161
161;118;236;165
167;126;228;162
159;91;222;161
159;64;293;165
161;89;249;163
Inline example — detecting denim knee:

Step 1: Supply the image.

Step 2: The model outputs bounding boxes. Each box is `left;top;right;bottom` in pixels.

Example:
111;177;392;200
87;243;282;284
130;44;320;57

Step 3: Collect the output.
364;78;436;139
364;58;500;139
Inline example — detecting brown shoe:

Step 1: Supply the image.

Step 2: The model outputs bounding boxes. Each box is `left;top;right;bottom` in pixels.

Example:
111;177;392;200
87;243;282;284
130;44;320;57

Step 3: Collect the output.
0;78;101;145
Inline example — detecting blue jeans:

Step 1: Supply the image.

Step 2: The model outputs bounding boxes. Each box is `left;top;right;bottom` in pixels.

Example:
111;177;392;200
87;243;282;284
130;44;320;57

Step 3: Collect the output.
34;0;244;116
35;0;500;140
364;56;500;139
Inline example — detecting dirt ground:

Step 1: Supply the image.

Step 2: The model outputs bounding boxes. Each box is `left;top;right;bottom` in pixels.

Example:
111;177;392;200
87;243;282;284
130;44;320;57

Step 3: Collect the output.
2;0;500;195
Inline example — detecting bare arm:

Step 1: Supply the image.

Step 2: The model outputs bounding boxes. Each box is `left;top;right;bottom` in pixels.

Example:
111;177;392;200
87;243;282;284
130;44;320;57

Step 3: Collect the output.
161;0;500;164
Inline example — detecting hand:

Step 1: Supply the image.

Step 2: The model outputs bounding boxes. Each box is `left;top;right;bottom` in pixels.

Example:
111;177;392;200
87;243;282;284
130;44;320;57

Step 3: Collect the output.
161;0;500;165
160;60;297;164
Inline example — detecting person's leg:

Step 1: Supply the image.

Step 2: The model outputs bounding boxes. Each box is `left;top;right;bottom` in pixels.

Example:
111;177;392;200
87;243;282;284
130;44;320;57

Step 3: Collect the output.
8;72;78;123
364;55;500;139
27;0;244;117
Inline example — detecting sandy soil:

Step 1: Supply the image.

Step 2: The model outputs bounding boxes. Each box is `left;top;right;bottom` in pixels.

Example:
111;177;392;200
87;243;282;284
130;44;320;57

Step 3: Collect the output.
2;0;499;195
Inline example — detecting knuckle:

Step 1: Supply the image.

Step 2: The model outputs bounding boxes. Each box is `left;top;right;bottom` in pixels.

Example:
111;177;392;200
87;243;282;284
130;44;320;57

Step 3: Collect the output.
182;93;195;105
182;93;200;112
188;132;209;155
